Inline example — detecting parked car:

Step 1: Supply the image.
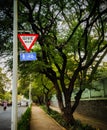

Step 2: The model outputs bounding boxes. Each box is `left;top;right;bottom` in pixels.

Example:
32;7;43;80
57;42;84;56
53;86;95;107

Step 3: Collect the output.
20;101;28;107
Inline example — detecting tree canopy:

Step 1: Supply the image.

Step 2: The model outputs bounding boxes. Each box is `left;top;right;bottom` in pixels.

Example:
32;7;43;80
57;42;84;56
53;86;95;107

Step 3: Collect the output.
0;0;107;127
0;67;10;100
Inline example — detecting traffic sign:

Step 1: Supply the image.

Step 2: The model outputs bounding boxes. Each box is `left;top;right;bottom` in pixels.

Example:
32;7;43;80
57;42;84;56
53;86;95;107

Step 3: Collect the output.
18;34;39;52
20;52;37;61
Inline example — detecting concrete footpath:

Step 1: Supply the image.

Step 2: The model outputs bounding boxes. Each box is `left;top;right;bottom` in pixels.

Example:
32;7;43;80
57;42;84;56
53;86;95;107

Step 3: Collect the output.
30;105;66;130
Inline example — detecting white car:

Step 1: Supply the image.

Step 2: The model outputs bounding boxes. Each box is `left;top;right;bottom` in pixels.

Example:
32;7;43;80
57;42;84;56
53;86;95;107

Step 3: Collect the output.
20;101;28;107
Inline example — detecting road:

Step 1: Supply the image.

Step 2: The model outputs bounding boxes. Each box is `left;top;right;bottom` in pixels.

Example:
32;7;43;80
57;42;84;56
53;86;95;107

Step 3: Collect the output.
0;106;27;130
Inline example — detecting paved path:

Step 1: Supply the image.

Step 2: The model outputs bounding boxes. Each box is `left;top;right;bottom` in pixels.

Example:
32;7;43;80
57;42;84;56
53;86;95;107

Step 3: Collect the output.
30;106;66;130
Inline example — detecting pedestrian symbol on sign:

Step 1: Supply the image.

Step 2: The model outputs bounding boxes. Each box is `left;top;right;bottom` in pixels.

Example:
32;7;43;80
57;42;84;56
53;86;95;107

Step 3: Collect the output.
20;52;37;61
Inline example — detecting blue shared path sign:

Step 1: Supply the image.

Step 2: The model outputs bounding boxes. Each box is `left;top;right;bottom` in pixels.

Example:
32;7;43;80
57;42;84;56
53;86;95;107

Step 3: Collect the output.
20;52;37;61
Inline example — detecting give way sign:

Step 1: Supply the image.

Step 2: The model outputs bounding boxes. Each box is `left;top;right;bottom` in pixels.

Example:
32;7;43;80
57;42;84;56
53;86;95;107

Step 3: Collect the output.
18;34;39;52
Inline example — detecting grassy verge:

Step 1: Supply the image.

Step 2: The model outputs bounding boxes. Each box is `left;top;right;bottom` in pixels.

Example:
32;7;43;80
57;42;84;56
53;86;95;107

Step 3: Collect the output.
41;105;101;130
18;107;31;130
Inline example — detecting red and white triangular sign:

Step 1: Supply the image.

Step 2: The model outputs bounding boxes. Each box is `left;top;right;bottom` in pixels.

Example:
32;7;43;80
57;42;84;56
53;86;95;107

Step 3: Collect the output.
18;34;39;52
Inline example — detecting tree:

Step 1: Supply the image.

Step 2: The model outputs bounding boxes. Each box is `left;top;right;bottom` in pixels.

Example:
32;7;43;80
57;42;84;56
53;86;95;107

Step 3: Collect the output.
0;0;13;55
18;70;55;110
93;63;107;80
0;67;10;100
18;74;30;98
1;0;107;127
32;74;55;110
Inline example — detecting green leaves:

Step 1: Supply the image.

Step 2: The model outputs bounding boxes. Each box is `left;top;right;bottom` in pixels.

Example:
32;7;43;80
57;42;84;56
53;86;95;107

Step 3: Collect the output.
1;2;107;125
0;67;10;100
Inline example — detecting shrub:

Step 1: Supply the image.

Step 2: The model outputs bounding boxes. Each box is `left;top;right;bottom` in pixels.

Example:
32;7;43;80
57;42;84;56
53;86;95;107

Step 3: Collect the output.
18;107;31;130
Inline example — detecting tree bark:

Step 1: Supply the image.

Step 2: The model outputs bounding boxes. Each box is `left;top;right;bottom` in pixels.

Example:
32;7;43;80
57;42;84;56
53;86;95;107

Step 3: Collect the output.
57;89;84;127
57;93;75;126
63;106;75;126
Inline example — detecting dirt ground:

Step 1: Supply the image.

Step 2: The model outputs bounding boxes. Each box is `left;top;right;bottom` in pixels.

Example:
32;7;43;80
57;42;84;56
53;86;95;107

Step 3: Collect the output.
74;112;107;130
50;106;107;130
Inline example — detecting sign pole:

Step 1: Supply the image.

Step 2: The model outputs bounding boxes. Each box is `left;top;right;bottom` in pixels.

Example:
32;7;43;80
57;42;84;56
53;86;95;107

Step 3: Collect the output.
29;75;32;107
29;81;31;107
11;0;18;130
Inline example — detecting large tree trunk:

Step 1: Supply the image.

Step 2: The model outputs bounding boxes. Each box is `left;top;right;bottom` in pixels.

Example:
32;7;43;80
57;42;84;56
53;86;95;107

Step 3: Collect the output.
63;106;75;126
57;95;75;127
57;89;83;127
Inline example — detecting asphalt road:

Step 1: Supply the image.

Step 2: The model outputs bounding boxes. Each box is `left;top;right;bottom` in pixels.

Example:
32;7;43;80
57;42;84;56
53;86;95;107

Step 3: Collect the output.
0;106;27;130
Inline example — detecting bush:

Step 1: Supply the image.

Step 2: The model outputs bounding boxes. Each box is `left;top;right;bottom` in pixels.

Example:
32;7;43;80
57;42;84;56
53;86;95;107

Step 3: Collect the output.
18;107;31;130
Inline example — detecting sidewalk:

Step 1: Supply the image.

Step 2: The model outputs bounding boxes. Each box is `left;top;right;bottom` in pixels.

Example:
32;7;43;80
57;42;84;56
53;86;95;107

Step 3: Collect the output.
30;105;66;130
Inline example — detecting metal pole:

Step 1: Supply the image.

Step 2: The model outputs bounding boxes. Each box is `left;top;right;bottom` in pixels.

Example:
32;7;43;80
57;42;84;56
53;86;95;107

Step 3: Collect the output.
11;0;18;130
29;75;32;107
